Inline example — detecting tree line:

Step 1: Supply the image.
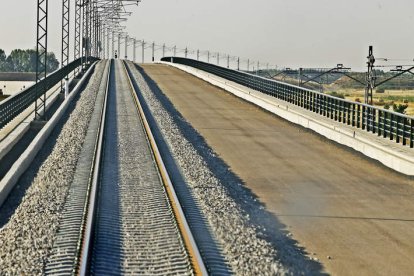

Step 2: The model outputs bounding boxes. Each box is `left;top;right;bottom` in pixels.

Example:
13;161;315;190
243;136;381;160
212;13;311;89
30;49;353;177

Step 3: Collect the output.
0;48;59;73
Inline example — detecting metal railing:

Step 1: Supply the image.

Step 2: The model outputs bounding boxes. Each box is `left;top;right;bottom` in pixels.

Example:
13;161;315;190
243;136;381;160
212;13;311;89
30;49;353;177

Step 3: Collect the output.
162;57;414;148
0;57;98;129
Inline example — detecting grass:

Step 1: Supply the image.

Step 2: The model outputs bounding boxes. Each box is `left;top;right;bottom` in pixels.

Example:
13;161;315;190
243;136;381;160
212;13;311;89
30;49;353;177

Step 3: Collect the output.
381;95;414;102
333;88;414;116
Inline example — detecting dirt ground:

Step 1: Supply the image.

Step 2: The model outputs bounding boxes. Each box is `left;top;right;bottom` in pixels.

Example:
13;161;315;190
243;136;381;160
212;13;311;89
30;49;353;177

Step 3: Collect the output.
338;88;414;116
142;64;414;276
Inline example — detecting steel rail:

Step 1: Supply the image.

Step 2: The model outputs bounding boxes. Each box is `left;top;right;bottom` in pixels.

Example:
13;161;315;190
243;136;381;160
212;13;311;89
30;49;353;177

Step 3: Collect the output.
77;59;207;275
77;59;111;275
122;60;208;275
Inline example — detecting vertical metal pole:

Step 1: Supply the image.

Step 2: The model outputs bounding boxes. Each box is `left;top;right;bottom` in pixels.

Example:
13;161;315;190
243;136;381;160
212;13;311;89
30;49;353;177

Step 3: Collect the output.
94;7;97;56
101;26;105;59
99;20;103;58
100;23;104;59
237;57;240;71
227;54;230;68
125;35;128;59
118;33;121;59
207;51;210;63
95;9;99;57
74;0;81;74
97;16;101;58
133;39;136;62
365;46;375;105
217;53;219;65
82;0;88;68
88;0;92;59
89;3;94;57
142;40;145;63
61;0;70;92
247;59;250;71
162;43;165;57
197;49;199;61
92;2;96;56
35;0;48;120
106;28;110;59
152;42;155;61
173;45;176;57
112;31;115;58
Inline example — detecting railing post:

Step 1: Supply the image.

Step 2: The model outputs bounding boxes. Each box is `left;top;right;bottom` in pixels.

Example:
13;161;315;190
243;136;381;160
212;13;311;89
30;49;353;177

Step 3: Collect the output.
346;102;350;125
372;108;376;134
357;105;361;128
312;93;316;112
362;106;366;130
383;111;388;138
402;117;407;146
378;110;382;136
334;99;338;121
410;119;413;148
343;101;347;123
396;115;401;143
351;103;355;126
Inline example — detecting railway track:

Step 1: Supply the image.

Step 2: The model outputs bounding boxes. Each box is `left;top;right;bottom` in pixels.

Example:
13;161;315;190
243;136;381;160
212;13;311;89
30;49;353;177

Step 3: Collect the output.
45;59;206;275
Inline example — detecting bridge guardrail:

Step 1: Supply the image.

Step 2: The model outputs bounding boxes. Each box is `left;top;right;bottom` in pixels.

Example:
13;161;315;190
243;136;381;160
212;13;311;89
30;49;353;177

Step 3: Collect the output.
162;57;414;149
0;57;99;129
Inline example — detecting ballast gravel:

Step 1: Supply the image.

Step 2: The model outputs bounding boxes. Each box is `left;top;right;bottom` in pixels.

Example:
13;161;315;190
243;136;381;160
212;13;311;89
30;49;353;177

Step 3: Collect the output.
0;61;106;275
127;62;313;275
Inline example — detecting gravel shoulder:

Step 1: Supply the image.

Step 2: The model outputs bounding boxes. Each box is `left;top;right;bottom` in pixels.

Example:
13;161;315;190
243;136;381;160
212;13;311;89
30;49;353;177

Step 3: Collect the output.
0;61;107;275
128;62;321;275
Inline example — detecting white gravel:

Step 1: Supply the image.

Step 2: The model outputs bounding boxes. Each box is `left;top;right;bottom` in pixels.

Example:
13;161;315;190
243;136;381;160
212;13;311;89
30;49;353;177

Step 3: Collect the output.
0;61;107;275
127;62;320;275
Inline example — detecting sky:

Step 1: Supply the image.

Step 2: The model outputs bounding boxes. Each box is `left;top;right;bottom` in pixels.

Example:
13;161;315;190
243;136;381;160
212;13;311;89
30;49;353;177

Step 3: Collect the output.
0;0;414;71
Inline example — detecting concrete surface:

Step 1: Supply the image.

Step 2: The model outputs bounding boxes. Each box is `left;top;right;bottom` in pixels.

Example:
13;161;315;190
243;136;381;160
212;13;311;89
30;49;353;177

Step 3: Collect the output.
141;64;414;276
160;62;414;176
